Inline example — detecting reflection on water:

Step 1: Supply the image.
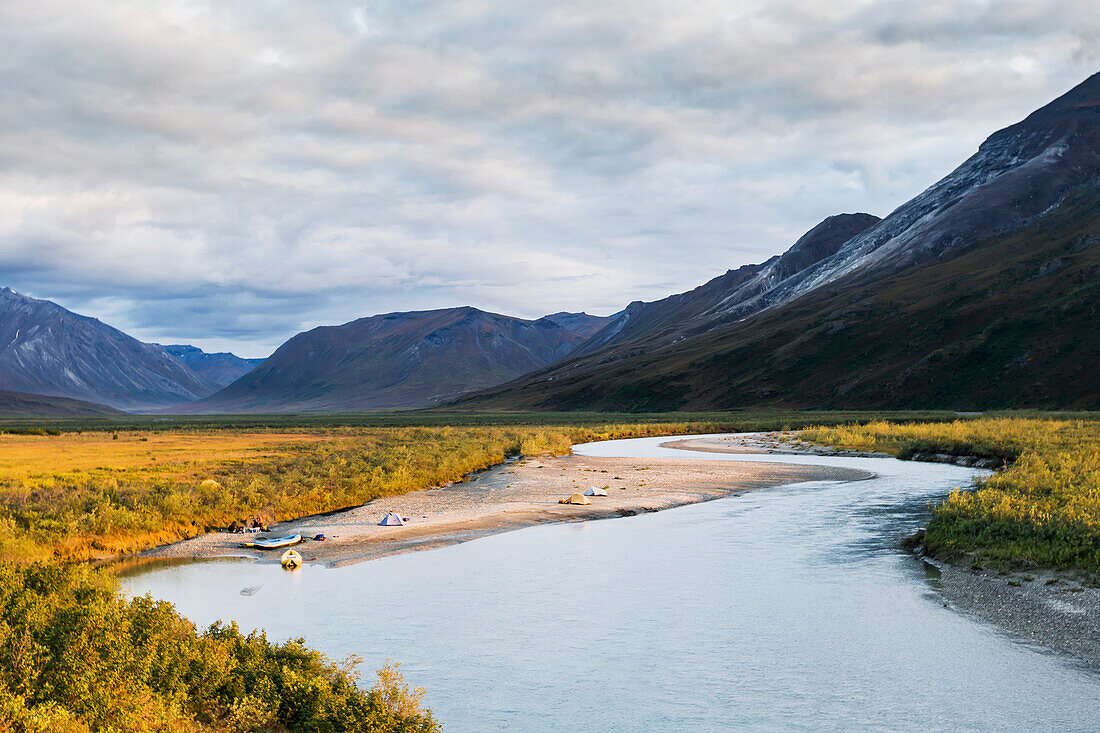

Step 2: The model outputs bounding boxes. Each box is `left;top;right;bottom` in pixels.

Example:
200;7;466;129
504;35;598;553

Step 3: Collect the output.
108;554;256;579
121;435;1100;732
922;560;944;584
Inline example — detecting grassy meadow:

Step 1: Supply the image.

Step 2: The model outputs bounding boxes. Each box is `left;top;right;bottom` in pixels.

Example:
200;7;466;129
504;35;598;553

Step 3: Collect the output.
802;417;1100;572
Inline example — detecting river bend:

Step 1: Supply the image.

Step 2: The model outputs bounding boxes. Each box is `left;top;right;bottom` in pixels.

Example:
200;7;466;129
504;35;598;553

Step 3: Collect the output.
121;434;1100;731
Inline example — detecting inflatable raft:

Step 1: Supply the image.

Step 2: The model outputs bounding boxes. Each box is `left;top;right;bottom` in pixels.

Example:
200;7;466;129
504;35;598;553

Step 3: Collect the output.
280;549;303;569
240;533;301;549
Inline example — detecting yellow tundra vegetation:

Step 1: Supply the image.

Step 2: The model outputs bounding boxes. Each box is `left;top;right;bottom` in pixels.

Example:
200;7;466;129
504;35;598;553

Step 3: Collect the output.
802;418;1100;571
0;422;728;564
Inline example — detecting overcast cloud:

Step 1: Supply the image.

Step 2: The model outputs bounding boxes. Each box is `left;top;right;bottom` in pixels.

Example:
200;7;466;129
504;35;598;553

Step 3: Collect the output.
0;1;1097;356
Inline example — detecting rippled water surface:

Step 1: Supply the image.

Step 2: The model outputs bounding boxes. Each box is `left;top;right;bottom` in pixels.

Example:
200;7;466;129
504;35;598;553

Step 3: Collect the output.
121;435;1100;731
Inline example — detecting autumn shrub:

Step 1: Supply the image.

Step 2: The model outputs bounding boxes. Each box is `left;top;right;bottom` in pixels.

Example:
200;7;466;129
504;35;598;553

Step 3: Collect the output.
0;563;439;733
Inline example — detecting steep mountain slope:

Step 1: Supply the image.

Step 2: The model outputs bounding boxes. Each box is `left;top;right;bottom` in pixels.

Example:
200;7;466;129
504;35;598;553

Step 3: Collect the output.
454;73;1100;411
574;213;880;357
0;288;220;410
455;180;1100;411
0;390;123;417
730;70;1100;319
159;345;264;388
191;307;598;411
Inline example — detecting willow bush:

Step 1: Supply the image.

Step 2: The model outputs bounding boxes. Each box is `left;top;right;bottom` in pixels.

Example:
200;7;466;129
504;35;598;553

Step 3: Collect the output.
0;562;439;733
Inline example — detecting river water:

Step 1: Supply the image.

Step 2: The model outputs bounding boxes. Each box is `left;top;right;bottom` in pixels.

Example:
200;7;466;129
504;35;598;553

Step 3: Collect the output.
120;435;1100;731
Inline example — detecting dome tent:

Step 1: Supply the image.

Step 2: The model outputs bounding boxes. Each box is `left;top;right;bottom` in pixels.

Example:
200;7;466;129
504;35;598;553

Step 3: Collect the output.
378;512;405;526
559;493;591;505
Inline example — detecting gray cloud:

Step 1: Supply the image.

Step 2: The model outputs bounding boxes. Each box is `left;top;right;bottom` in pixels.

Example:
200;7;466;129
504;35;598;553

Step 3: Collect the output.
0;0;1096;356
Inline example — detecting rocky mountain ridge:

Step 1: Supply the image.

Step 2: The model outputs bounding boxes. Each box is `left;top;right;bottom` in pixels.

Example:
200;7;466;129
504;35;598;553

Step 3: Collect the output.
573;212;881;358
724;70;1100;320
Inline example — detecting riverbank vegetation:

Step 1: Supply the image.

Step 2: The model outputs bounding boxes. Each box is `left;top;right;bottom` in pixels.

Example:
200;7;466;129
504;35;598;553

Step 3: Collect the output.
0;562;438;732
3;422;711;563
0;411;959;565
801;417;1100;573
0;410;952;733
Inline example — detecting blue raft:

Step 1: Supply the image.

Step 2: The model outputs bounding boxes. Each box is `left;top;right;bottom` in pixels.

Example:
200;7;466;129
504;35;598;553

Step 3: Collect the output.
240;533;302;549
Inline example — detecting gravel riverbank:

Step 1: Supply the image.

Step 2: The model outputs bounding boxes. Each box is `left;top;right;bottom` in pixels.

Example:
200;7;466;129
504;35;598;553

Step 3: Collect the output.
929;562;1100;673
137;449;869;568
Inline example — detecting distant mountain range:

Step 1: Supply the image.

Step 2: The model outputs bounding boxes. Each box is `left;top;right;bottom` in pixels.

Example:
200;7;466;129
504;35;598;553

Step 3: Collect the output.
539;312;614;338
0;286;606;412
158;345;264;388
190;307;608;412
0;288;263;411
3;72;1098;414
0;288;222;410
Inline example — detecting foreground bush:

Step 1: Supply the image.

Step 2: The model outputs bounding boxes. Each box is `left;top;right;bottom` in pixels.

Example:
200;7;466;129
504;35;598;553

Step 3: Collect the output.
0;563;439;732
802;418;1100;572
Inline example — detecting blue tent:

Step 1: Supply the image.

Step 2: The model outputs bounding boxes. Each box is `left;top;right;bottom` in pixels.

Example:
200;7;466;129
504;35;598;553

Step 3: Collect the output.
378;512;404;526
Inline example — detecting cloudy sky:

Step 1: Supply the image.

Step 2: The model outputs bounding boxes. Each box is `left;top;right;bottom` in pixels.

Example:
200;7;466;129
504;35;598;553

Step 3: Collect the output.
1;1;1097;356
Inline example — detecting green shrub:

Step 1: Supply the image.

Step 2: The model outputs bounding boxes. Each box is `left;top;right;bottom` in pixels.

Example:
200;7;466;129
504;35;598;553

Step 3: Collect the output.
0;563;439;732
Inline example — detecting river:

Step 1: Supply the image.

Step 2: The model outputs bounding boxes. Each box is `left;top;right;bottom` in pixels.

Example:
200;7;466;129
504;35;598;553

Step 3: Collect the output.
120;435;1100;731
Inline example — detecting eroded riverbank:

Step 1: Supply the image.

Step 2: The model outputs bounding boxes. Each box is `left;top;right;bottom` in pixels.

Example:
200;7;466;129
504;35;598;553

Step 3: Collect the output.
672;434;1100;671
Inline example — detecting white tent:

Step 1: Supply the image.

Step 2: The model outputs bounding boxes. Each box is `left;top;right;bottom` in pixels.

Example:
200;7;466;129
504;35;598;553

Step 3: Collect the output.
584;487;608;497
378;512;405;526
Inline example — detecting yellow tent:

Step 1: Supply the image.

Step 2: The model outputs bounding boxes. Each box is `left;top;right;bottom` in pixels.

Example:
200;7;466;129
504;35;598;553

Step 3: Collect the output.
559;493;591;505
200;479;222;490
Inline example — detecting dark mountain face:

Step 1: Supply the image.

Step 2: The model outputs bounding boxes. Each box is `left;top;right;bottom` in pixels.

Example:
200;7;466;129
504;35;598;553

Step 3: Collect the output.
453;72;1100;411
0;288;219;410
191;306;598;412
573;212;881;358
159;345;264;388
0;390;123;417
767;213;884;280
